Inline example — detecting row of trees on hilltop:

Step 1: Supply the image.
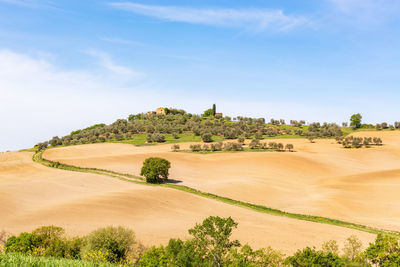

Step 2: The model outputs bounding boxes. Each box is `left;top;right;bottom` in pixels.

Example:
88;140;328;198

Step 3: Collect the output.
35;110;344;149
35;111;400;150
3;217;400;266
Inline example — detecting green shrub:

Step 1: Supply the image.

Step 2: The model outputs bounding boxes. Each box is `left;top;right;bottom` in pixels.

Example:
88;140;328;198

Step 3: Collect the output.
5;226;71;258
136;246;168;267
249;139;260;149
190;144;202;152
227;244;284;266
82;226;144;264
201;133;213;143
152;133;165;143
286;247;345;266
5;233;37;255
140;157;171;183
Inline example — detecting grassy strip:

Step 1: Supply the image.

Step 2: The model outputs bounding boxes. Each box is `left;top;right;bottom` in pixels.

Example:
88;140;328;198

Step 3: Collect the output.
33;151;143;182
33;151;400;238
0;253;121;267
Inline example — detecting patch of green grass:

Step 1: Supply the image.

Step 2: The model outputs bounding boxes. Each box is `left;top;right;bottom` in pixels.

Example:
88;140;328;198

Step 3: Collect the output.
32;150;400;239
116;134;224;146
19;148;36;152
0;253;121;267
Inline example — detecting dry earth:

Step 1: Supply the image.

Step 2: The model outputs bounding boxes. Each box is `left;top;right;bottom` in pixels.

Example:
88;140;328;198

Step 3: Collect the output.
44;131;400;231
0;151;375;254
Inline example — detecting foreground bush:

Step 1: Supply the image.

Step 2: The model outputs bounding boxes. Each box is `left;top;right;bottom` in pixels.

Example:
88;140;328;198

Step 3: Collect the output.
286;247;345;266
82;226;145;264
4;218;400;266
140;157;171;183
4;226;75;258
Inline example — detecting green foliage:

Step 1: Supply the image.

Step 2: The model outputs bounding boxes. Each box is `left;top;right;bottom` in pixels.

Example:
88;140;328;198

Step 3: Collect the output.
322;240;339;255
39;108;366;149
366;233;400;266
227;244;285;266
0;253;119;267
201;133;213;143
342;235;363;262
140;157;171;183
286;247;345;266
151;133;166;143
203;108;214;117
188;216;241;266
4;226;78;259
83;226;144;264
71;124;106;136
136;246;168;267
350;113;362;129
5;233;37;255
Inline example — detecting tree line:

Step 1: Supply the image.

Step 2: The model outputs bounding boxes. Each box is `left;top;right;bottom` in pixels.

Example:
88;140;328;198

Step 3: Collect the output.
2;217;400;266
35;108;351;150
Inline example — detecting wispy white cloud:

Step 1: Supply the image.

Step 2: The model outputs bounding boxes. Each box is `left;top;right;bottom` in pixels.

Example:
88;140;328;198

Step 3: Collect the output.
85;50;143;77
0;50;159;151
328;0;400;25
109;2;309;32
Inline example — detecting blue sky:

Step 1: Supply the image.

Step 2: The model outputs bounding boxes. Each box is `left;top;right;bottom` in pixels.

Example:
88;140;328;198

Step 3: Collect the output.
1;0;400;150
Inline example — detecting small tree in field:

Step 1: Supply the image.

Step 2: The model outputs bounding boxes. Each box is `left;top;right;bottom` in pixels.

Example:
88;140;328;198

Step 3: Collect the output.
140;157;171;183
285;144;294;152
171;144;180;152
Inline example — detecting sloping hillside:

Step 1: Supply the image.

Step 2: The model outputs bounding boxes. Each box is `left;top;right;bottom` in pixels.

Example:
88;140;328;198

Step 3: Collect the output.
0;151;375;253
44;131;400;230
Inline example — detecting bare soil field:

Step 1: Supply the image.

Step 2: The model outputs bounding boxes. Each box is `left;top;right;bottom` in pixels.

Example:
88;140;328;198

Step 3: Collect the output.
44;131;400;231
0;151;375;253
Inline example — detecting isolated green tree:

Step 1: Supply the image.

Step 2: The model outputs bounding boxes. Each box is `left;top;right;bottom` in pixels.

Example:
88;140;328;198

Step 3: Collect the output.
140;157;171;183
350;113;362;129
285;144;294;152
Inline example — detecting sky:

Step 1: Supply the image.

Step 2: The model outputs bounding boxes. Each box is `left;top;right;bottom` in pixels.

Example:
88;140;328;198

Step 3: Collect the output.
1;0;400;151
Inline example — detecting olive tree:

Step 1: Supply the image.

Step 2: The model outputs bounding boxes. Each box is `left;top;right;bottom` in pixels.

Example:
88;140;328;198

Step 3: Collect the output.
201;133;213;143
285;144;294;152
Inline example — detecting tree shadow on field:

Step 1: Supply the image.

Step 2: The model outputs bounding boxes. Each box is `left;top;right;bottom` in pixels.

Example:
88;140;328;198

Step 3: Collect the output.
166;178;183;184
